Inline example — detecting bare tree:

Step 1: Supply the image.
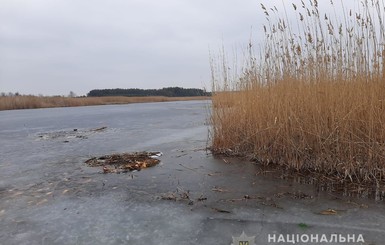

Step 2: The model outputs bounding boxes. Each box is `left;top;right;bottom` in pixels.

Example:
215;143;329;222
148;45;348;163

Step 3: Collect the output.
68;91;77;98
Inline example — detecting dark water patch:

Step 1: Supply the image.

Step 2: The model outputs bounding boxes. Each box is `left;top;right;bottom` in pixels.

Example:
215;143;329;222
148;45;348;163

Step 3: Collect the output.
256;164;385;201
36;126;108;141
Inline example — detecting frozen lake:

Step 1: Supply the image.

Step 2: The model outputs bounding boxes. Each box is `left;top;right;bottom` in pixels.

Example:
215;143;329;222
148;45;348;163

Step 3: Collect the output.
1;100;384;245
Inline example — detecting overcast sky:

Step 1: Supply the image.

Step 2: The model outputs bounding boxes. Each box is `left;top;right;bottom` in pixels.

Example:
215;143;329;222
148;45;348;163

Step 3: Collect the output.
0;0;357;96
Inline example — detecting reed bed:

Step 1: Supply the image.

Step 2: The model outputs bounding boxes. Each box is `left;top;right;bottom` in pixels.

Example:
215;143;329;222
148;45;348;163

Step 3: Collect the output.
211;0;385;183
0;96;209;111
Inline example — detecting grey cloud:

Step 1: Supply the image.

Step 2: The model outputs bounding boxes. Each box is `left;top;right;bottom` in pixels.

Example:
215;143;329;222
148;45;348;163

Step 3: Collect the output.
0;0;356;95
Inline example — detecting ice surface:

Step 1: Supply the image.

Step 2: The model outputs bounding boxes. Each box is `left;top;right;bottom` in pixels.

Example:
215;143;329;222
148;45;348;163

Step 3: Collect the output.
1;101;384;245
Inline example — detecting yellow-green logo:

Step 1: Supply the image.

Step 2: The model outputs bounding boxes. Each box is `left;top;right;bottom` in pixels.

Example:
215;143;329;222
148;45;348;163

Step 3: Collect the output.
231;231;255;245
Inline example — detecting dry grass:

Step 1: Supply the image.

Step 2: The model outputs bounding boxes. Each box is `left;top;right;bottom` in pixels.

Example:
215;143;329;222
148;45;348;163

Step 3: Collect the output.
211;0;385;183
0;96;210;111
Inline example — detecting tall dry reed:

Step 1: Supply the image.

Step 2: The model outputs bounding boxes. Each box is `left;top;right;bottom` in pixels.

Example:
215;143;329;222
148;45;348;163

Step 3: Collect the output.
211;0;385;183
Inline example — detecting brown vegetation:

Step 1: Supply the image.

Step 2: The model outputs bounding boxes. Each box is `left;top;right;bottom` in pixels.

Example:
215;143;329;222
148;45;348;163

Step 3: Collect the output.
85;152;162;174
211;0;385;183
0;96;210;111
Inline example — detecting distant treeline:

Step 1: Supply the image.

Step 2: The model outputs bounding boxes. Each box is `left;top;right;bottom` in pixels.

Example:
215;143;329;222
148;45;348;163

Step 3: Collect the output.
87;87;211;97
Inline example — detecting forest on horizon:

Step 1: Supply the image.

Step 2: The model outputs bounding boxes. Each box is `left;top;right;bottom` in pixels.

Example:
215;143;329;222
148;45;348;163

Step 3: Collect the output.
87;87;211;97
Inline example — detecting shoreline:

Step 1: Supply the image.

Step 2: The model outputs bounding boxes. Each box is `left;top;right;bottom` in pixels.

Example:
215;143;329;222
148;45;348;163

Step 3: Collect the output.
0;95;211;111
